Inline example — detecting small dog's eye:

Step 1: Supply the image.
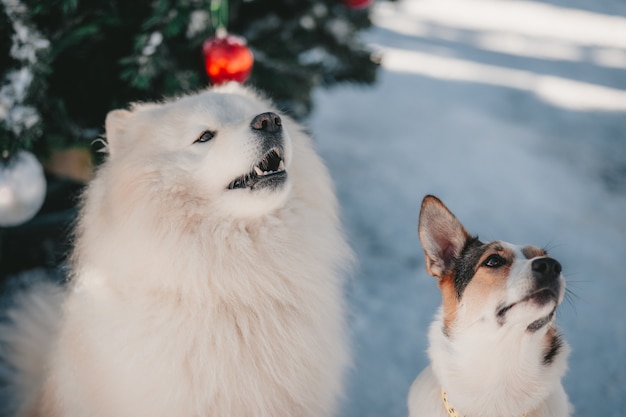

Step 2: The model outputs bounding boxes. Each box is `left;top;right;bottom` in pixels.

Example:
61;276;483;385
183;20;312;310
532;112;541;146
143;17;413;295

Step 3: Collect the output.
482;254;506;268
195;130;215;143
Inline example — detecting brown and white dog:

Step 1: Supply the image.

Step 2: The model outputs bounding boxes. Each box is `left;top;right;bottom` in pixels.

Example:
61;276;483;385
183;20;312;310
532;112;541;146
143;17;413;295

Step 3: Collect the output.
408;195;572;417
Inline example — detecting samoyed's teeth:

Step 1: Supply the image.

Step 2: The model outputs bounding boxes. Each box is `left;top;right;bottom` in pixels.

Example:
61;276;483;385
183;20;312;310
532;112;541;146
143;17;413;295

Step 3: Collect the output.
278;160;285;171
254;166;263;176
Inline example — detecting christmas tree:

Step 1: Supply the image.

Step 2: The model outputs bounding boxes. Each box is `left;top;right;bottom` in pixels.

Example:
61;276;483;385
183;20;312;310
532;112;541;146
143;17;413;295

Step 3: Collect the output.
0;0;379;276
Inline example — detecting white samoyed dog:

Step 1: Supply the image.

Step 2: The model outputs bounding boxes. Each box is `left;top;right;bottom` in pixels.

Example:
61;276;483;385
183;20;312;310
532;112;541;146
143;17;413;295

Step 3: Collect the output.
1;83;353;417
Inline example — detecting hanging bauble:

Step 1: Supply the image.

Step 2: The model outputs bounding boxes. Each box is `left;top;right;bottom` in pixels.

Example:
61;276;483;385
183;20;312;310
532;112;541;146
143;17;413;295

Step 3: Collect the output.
342;0;372;9
202;29;254;84
0;150;47;227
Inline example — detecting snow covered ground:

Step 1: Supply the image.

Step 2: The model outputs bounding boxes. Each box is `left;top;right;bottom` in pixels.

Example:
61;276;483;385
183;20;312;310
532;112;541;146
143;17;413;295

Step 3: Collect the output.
308;1;626;416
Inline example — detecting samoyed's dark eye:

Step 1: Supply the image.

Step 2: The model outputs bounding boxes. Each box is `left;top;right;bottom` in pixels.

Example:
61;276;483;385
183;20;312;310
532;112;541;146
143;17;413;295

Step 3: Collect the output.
482;254;506;268
195;130;215;143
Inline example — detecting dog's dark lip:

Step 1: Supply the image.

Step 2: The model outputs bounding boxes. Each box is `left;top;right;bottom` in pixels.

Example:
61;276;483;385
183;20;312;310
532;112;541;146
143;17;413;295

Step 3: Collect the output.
525;288;558;306
496;288;559;319
527;307;557;332
227;147;286;190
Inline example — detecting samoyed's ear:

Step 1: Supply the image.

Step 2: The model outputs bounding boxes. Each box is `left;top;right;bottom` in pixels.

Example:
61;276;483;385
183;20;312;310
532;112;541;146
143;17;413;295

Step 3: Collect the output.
418;195;470;278
104;109;133;157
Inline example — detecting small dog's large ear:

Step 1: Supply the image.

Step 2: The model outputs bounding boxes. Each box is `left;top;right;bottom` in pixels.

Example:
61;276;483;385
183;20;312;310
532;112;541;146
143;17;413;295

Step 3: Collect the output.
104;109;133;158
418;195;470;277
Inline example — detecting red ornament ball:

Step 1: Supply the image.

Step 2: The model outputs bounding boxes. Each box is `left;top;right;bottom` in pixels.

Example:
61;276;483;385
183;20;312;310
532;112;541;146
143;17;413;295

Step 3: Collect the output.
202;32;254;84
342;0;372;9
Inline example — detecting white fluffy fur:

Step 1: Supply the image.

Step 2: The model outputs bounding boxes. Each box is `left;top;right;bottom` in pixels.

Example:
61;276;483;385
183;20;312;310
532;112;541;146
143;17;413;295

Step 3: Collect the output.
3;83;352;417
408;309;571;417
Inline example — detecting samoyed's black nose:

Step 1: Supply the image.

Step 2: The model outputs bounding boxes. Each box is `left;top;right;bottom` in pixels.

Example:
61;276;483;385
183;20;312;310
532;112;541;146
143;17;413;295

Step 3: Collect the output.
251;112;282;134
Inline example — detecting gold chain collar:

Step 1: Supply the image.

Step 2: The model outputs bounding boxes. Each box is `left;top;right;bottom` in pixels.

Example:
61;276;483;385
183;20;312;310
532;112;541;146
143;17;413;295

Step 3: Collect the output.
441;389;527;417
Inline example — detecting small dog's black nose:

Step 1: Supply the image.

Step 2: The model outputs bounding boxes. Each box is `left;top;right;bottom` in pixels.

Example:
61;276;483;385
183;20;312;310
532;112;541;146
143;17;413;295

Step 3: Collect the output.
251;112;282;134
532;257;562;281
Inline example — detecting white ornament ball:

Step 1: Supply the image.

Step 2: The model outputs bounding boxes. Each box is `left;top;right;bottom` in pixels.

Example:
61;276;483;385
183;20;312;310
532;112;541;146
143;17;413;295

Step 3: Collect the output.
0;150;47;227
